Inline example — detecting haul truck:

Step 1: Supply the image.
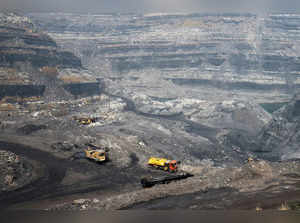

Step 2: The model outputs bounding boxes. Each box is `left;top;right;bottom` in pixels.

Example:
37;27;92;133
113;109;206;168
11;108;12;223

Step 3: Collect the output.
84;144;108;162
148;157;179;172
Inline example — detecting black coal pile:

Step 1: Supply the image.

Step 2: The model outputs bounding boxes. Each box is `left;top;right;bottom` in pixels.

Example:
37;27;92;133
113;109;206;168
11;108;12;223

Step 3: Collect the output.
51;142;80;152
17;124;47;135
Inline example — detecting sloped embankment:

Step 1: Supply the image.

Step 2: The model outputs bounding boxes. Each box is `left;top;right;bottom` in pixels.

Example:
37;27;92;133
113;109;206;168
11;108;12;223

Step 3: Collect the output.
257;94;300;160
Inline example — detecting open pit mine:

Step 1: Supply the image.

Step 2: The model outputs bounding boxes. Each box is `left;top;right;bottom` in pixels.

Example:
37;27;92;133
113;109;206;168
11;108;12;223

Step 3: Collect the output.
1;11;300;211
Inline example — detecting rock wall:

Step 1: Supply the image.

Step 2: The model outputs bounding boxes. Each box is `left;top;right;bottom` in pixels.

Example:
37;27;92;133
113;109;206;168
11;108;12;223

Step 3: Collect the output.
0;47;81;68
62;82;101;97
0;85;45;100
31;13;300;101
0;13;101;101
0;13;82;69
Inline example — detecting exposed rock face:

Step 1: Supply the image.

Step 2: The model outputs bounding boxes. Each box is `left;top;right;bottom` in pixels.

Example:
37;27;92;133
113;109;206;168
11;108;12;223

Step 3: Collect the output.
30;13;300;104
257;94;300;160
0;12;101;101
62;82;101;97
0;13;81;69
190;100;272;134
0;85;45;100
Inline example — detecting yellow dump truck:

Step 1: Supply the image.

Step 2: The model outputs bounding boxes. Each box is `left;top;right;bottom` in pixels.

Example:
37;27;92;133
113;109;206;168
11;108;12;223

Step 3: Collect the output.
84;144;108;162
148;157;179;172
73;116;98;125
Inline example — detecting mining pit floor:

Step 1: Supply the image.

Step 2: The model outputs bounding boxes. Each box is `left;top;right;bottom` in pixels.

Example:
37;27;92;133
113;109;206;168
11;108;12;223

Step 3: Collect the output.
124;182;300;210
1;139;300;211
0;141;148;210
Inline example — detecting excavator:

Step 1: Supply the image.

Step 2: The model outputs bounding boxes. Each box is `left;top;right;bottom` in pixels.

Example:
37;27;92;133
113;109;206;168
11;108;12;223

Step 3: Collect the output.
148;157;180;172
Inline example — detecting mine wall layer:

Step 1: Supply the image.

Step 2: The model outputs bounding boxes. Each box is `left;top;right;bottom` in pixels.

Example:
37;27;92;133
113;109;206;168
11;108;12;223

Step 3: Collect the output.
108;52;300;73
0;82;101;99
0;25;57;47
37;13;300;95
0;48;82;68
62;82;102;97
0;85;45;100
0;16;100;100
0;23;82;69
169;78;300;91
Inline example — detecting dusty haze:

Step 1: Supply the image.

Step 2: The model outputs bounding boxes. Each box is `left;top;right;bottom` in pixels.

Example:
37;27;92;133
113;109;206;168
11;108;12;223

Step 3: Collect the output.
1;0;300;13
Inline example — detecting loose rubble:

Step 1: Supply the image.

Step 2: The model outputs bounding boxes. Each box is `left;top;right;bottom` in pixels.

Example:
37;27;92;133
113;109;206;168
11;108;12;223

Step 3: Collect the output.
0;150;33;191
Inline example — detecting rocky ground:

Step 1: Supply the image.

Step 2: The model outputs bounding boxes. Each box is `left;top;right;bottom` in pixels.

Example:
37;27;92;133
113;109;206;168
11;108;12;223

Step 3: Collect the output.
1;92;300;210
0;150;34;192
49;159;300;210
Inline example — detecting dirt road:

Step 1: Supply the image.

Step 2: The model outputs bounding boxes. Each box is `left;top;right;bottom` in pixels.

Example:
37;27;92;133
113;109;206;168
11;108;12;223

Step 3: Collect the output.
125;178;300;210
0;141;145;210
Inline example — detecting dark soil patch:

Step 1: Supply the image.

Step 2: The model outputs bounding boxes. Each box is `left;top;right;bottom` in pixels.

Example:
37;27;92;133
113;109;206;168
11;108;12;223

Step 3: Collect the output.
17;124;47;135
